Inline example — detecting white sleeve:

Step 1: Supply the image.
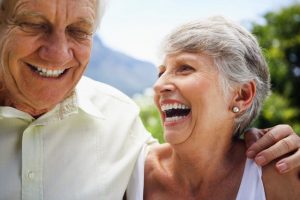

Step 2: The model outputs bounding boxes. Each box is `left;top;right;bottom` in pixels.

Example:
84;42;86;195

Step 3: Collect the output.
126;144;147;200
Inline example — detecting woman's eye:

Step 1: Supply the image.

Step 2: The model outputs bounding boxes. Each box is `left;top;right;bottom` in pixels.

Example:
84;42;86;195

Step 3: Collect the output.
178;65;194;73
158;71;164;78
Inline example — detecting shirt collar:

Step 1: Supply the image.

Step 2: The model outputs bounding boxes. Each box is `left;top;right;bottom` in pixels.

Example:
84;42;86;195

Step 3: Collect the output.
39;89;105;124
75;86;105;119
0;89;104;123
0;106;34;121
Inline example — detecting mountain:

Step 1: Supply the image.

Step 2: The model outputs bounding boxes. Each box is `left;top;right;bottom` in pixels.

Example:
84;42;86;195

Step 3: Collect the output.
85;36;157;97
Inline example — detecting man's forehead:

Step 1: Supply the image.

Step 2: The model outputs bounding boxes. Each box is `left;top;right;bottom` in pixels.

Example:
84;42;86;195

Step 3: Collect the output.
4;0;97;10
5;0;97;19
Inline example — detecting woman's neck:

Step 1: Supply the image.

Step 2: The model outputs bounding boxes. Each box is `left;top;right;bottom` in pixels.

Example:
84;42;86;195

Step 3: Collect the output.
144;134;247;200
169;136;246;193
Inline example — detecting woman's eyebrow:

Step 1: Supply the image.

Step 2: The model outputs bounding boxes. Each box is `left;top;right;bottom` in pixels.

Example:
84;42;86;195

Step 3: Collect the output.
158;65;166;71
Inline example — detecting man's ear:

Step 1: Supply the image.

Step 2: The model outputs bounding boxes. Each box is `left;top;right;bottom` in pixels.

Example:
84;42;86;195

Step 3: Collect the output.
231;81;256;112
0;0;8;25
0;2;5;25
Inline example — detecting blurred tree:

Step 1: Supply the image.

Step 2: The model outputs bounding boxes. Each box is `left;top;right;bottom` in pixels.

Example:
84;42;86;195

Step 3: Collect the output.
134;91;164;143
139;104;164;143
252;3;300;134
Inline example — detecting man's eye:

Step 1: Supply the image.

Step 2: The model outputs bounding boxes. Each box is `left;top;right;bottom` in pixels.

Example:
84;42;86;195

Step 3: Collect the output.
18;22;49;33
67;28;92;40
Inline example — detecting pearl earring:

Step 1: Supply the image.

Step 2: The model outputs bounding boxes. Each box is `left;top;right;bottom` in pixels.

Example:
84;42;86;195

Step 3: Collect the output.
232;106;240;113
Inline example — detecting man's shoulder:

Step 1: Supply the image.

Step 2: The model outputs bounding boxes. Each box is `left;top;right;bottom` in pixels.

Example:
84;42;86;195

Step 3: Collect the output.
77;76;133;102
76;76;140;116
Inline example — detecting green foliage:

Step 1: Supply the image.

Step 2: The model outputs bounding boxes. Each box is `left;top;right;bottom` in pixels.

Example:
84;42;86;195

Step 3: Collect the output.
252;3;300;134
134;93;164;143
139;104;164;143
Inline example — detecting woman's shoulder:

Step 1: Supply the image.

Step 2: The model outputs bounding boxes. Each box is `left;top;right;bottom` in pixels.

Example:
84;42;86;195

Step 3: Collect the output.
144;143;175;198
145;143;173;179
262;160;300;199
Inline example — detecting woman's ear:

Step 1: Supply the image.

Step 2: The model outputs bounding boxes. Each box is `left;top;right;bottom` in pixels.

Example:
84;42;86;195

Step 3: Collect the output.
232;81;256;112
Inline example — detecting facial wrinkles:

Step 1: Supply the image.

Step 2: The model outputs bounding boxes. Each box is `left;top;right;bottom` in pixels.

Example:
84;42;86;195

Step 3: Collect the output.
53;0;67;28
3;0;29;25
62;0;96;29
9;0;96;30
0;52;17;107
0;23;15;86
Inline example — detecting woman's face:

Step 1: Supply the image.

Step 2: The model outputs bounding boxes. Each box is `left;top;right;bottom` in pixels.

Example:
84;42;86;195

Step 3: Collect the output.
153;52;233;144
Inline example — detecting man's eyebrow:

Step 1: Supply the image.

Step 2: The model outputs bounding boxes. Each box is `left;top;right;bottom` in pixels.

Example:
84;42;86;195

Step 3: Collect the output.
14;11;48;22
16;11;45;18
73;17;95;28
15;12;94;25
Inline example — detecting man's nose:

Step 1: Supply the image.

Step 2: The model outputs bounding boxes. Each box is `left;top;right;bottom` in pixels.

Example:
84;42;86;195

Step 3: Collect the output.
38;31;73;65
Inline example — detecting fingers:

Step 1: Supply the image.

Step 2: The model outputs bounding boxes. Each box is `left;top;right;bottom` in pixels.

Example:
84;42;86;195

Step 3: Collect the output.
275;149;300;173
246;125;294;159
254;133;300;165
245;124;300;173
244;128;264;150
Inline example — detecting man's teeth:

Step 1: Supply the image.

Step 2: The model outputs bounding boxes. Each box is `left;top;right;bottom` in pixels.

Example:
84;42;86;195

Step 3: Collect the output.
34;66;65;78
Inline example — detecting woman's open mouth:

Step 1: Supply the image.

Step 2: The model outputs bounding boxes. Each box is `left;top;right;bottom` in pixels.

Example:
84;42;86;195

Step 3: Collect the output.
161;103;191;122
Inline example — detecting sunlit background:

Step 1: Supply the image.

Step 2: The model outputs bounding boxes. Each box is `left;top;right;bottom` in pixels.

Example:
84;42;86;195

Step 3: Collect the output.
88;0;300;142
98;0;296;64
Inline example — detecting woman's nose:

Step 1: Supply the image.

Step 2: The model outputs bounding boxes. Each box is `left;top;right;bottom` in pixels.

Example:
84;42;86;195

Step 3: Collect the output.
38;31;73;65
153;74;175;95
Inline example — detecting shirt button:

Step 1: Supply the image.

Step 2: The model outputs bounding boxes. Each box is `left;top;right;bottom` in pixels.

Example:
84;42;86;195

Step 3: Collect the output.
27;171;35;180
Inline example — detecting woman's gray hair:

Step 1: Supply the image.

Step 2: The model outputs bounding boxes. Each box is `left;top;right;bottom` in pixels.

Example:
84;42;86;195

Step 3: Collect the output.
160;16;270;136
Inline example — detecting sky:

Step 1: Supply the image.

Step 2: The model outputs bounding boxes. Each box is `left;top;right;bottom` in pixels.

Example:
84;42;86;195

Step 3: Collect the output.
97;0;298;65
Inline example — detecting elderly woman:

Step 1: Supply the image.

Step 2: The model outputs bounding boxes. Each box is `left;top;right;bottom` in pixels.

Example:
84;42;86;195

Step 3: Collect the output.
144;16;300;199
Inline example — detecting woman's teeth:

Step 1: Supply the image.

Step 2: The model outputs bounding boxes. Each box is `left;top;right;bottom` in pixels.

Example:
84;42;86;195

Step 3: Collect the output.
161;103;191;122
161;103;189;111
165;116;186;122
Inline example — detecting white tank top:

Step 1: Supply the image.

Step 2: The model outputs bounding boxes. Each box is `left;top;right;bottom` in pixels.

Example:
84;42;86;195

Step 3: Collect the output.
236;158;266;200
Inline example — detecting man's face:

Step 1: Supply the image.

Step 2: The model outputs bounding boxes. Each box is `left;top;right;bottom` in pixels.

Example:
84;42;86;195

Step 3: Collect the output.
0;0;96;115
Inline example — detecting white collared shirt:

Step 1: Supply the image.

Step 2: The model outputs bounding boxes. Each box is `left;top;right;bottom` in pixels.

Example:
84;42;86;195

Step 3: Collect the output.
0;76;155;200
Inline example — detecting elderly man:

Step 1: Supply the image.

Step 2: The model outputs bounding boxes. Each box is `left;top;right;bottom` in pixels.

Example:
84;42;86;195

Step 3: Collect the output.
0;0;299;200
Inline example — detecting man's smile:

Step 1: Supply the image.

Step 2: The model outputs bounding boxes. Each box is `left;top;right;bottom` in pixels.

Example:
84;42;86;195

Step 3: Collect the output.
27;63;67;78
